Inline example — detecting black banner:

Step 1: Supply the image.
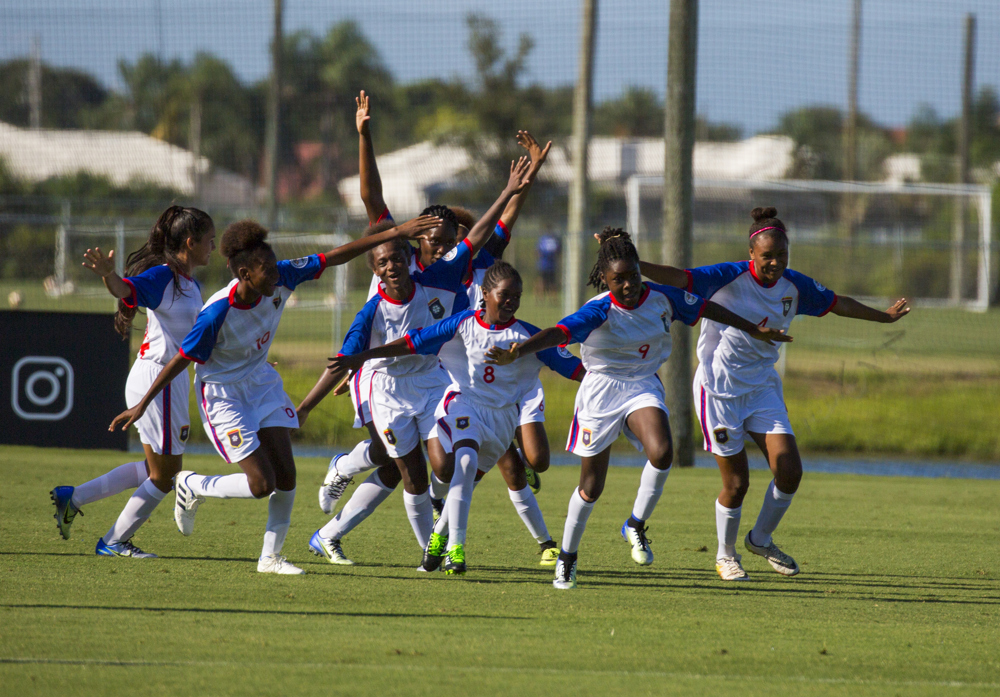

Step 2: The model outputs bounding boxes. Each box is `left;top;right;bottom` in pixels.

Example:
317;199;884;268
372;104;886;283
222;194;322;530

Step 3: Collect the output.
0;311;129;450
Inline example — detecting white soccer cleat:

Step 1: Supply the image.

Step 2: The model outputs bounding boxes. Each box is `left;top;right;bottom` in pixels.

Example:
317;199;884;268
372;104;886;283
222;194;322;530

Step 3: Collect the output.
257;554;305;575
620;520;654;565
318;454;353;516
744;532;800;576
173;471;204;536
552;554;578;590
715;554;750;581
308;530;355;565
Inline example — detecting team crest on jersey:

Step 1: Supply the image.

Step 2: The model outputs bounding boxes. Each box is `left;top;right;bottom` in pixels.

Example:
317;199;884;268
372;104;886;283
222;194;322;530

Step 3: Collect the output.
581;428;592;446
782;297;792;316
814;280;826;292
443;246;459;262
273;297;281;309
226;429;243;448
180;426;190;442
683;291;699;305
428;297;445;319
383;428;397;445
289;256;309;268
456;417;470;430
557;346;573;359
713;428;729;444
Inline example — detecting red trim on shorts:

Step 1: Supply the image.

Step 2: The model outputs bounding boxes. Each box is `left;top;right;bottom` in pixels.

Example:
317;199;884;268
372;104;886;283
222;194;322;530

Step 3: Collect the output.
699;386;712;454
566;410;580;451
200;382;231;463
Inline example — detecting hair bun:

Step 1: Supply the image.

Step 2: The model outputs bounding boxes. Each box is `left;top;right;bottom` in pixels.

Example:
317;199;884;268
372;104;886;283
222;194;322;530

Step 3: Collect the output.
751;206;777;222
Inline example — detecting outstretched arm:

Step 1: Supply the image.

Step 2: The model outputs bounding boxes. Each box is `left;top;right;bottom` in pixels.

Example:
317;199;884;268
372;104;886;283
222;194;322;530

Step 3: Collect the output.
322;215;441;267
295;365;349;427
830;296;909;323
484;326;566;366
327;338;411;374
499;131;552;231
109;353;191;431
639;260;689;288
702;301;793;345
82;247;131;299
464;157;532;256
356;90;388;224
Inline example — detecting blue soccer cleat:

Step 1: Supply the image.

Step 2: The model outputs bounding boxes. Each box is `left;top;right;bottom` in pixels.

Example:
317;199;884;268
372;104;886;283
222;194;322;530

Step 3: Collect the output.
308;529;354;565
95;537;157;558
50;486;82;540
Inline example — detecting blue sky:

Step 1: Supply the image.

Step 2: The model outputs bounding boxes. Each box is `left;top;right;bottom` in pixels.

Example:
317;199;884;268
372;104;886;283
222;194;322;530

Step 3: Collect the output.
2;0;997;134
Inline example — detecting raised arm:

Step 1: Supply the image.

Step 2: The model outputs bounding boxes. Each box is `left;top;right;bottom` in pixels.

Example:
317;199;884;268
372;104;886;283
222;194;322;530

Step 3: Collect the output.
82;247;132;299
109;353;191;431
464;157;532;256
639;260;689;288
484;326;566;366
322;215;441;267
702;301;793;345
499;131;552;231
356;90;388;224
830;296;909;323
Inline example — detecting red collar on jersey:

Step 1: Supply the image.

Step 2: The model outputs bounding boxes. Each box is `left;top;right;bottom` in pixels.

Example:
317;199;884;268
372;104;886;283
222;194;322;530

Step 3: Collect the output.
748;260;779;288
608;284;650;310
378;281;416;305
475;309;517;330
229;283;262;310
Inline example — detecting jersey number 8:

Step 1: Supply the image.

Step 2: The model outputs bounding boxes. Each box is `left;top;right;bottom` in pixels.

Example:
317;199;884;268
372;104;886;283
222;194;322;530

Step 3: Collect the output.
482;366;495;383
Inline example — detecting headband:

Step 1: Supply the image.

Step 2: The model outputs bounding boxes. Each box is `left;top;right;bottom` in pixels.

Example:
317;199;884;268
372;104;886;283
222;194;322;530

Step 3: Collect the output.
749;225;784;239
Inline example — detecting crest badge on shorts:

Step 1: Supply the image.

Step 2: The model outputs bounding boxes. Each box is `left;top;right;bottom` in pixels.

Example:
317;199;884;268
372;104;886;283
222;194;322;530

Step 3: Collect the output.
428;297;445;319
383;429;397;445
582;428;592;446
713;428;729;444
456;416;470;430
782;297;792;316
180;425;190;442
227;429;243;448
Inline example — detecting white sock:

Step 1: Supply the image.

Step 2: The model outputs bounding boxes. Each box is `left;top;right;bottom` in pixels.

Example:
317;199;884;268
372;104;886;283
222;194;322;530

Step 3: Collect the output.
187;473;254;499
429;472;449;500
561;488;595;554
71;461;146;507
446;447;479;547
508;486;550;544
402;490;433;548
336;440;377;478
261;487;295;558
750;480;794;547
715;500;742;559
320;470;393;540
631;461;671;522
432;477;481;537
103;478;167;545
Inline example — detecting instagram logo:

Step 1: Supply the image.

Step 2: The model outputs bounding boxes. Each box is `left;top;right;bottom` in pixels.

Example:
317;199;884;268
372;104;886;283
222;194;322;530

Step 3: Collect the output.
11;356;75;421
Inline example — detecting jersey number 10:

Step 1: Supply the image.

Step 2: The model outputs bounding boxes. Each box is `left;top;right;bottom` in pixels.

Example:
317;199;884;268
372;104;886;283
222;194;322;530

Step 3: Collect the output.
255;332;271;350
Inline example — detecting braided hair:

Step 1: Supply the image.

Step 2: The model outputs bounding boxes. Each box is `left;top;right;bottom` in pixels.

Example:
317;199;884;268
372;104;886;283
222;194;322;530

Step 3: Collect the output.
587;227;639;291
420;204;459;233
114;205;213;338
220;219;273;277
748;206;789;247
363;219;410;272
481;260;522;294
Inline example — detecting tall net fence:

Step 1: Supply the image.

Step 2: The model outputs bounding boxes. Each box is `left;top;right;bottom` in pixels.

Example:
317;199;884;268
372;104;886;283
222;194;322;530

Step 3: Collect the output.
1;1;998;458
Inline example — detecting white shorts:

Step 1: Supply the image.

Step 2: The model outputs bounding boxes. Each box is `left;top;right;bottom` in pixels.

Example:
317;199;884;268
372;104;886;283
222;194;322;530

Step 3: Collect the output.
435;391;519;475
197;363;298;463
349;363;374;428
566;372;667;456
126;359;191;456
518;378;545;425
694;365;793;457
369;368;449;458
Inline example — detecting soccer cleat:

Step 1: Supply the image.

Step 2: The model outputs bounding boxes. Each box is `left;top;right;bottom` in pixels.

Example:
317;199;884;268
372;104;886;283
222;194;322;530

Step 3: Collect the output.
745;532;800;576
553;552;578;590
308;530;354;565
539;545;559;567
419;532;449;572
716;554;751;581
621;519;654;565
173;471;204;536
430;496;445;522
95;537;158;558
525;467;541;494
257;554;305;575
319;455;353;516
50;486;82;540
442;544;466;575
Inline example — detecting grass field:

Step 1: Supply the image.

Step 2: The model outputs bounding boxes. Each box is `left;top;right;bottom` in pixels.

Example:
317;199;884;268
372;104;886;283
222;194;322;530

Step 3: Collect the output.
2;445;998;696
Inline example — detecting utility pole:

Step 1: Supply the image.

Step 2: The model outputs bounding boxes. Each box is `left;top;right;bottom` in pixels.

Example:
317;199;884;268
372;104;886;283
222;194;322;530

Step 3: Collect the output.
28;36;41;130
265;0;283;229
661;0;698;467
189;97;203;202
844;0;861;183
564;0;597;317
952;13;976;302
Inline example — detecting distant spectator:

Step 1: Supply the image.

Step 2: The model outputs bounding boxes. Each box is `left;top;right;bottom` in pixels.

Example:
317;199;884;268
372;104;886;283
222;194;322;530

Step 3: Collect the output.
536;233;560;298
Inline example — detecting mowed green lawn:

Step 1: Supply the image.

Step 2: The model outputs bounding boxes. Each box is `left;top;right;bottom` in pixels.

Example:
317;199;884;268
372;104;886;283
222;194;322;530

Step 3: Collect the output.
1;446;998;696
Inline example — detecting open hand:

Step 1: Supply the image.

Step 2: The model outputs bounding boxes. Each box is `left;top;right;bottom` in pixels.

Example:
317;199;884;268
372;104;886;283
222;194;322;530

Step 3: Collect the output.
82;247;116;278
504;157;532;196
356;90;371;136
395;214;443;241
327;354;365;374
485;343;520;366
517;130;552;169
884;298;910;322
750;327;793;346
109;405;144;432
333;370;355;396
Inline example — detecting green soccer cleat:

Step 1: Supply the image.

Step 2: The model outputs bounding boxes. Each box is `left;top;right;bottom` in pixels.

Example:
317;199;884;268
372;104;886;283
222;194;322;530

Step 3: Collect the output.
442;544;466;575
419;532;449;572
525;467;541;494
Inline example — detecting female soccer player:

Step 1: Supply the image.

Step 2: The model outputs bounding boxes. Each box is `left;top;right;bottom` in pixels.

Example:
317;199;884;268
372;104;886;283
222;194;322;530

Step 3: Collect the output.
108;216;439;574
50;206;215;558
639;206;910;581
486;228;791;589
326;261;581;574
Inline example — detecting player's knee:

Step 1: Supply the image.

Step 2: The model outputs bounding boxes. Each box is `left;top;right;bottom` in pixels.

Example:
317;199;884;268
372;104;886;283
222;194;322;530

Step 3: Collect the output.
149;473;174;492
774;452;802;491
248;475;274;499
647;442;673;470
723;476;749;502
579;481;603;502
526;447;550;473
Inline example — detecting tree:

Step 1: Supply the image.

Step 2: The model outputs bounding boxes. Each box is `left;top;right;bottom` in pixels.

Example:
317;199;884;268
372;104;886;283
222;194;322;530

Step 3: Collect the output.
594;87;663;137
0;60;108;129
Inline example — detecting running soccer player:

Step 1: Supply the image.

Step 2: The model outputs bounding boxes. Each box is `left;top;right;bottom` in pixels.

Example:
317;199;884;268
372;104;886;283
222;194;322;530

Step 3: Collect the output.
50;206;215;558
108;216;439;574
303;158;533;563
325;261;582;574
639;206;910;581
486;228;791;589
